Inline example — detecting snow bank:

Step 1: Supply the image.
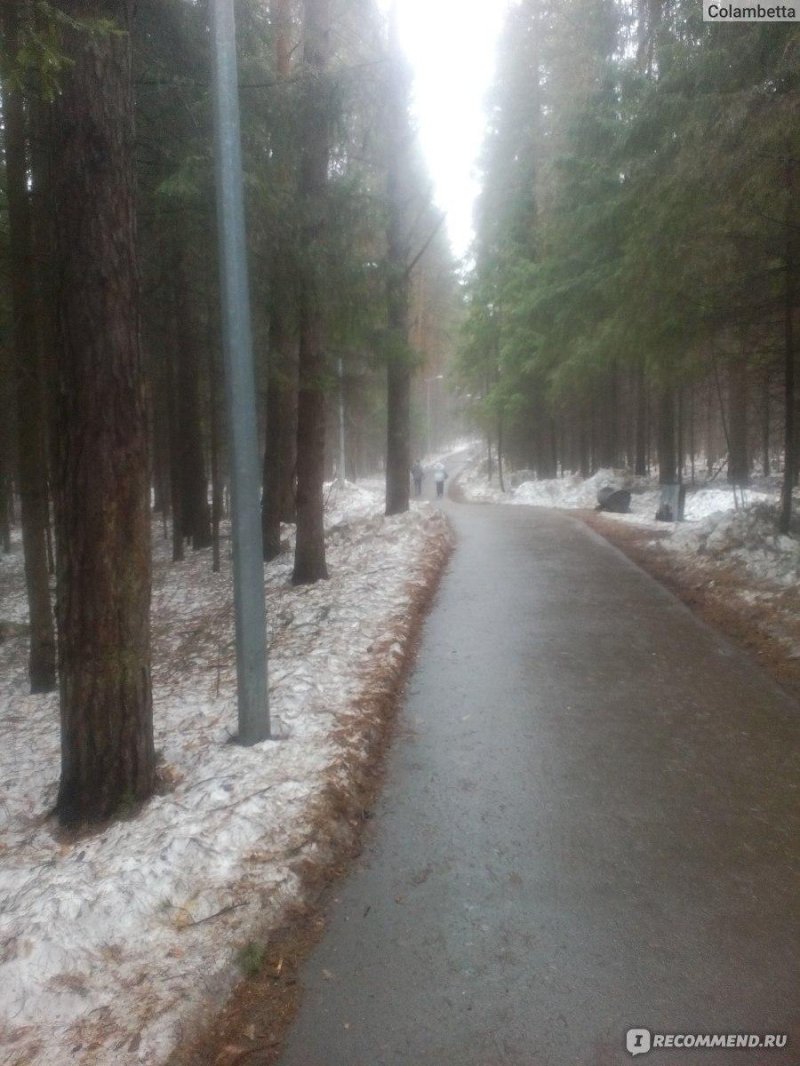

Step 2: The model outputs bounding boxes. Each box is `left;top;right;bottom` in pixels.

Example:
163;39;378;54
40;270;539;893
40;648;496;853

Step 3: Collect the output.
665;502;800;585
456;451;799;587
0;484;451;1066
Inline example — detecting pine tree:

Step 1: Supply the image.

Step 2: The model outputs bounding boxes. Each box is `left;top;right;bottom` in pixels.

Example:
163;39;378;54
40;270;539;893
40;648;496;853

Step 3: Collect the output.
292;0;331;584
51;0;155;825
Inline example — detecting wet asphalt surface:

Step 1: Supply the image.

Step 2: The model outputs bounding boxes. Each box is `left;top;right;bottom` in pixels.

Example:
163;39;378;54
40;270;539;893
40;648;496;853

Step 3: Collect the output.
278;482;800;1066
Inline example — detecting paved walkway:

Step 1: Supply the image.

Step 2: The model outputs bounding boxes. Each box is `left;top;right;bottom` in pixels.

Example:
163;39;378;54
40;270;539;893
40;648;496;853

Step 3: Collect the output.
278;493;799;1065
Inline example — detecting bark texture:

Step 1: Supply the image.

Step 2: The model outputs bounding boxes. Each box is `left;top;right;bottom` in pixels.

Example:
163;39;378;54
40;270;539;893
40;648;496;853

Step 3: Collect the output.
51;0;155;825
2;0;57;692
292;0;330;585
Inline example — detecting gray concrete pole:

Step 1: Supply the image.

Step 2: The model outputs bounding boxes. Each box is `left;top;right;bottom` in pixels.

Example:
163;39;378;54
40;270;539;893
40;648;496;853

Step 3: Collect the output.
210;0;270;743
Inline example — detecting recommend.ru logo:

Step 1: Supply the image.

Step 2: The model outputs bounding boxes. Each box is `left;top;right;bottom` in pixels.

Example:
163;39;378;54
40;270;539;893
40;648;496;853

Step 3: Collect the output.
625;1029;789;1055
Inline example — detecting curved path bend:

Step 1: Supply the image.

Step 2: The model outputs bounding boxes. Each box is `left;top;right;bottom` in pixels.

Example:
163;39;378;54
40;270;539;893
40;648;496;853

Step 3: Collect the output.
278;487;800;1066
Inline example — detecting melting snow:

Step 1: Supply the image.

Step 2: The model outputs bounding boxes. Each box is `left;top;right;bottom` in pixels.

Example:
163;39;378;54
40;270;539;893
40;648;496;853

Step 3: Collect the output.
0;483;451;1065
456;452;799;590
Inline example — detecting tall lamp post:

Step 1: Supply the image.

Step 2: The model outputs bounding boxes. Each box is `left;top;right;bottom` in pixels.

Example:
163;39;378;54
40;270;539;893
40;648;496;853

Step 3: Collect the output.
425;373;443;457
211;0;270;743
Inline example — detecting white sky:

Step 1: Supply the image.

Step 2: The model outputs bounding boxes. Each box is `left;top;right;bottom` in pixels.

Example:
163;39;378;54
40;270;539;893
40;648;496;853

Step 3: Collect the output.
387;0;510;260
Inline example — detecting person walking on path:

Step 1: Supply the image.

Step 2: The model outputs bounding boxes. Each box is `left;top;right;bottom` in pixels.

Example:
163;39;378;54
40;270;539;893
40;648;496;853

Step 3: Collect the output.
411;460;424;497
433;461;448;498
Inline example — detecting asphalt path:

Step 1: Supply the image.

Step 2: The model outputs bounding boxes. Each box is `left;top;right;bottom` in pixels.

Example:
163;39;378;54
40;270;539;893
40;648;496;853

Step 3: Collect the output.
277;474;800;1066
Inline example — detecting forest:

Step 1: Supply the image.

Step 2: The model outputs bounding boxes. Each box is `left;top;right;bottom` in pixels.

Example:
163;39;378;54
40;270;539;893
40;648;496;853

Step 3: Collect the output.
0;0;798;823
0;0;457;824
461;0;799;534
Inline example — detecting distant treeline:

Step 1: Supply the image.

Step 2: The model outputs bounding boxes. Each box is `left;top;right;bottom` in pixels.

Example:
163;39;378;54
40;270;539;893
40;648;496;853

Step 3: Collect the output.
461;0;799;531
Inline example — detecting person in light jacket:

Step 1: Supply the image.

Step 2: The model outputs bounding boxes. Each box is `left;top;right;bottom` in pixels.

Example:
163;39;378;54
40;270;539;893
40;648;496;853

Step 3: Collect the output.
433;462;448;498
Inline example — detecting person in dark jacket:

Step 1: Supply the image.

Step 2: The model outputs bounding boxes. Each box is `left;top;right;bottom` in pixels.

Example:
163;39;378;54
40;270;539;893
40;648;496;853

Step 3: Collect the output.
411;460;424;497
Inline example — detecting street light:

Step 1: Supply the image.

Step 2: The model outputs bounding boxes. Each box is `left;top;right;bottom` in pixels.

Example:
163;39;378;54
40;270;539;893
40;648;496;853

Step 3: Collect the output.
211;0;269;743
425;374;443;457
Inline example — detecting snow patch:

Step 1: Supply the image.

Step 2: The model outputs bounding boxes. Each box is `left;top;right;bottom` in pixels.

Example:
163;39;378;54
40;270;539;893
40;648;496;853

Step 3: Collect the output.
0;483;451;1065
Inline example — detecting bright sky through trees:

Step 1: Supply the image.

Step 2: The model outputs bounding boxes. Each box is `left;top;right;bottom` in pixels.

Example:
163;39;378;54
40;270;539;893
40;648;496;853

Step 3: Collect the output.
384;0;510;259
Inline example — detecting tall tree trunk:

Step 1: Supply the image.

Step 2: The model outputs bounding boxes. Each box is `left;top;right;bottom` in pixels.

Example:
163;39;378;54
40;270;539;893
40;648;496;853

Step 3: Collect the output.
706;379;718;477
262;333;286;561
689;384;696;485
779;293;795;525
292;0;330;584
657;383;678;483
208;309;223;574
51;0;155;825
166;342;184;562
634;360;647;476
262;325;299;556
384;12;413;517
0;441;12;553
263;0;297;557
780;162;796;533
597;363;618;468
175;258;212;550
2;0;57;692
761;367;771;478
151;387;171;518
579;406;591;478
727;354;749;484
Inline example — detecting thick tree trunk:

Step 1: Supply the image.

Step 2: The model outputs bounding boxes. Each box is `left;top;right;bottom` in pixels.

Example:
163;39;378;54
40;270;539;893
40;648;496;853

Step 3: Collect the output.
2;1;57;693
292;0;330;584
51;0;155;825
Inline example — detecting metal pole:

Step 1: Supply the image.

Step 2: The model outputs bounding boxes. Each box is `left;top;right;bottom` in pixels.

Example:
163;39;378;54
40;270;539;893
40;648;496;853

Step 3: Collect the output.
210;0;269;743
